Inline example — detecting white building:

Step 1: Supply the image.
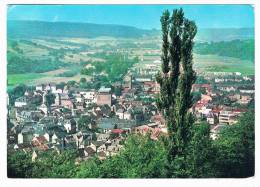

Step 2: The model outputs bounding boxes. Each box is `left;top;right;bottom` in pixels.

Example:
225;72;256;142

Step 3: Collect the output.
219;111;237;125
116;109;124;119
15;96;29;108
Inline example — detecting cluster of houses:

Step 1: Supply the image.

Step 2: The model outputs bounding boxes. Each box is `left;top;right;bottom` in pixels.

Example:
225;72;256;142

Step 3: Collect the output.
7;55;254;162
7;74;167;162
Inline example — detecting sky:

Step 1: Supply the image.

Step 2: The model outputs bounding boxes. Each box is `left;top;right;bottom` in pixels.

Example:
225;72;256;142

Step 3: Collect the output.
7;5;254;29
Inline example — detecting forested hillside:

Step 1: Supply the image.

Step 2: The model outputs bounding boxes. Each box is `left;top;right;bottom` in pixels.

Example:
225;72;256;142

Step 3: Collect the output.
8;21;254;41
194;39;255;61
8;20;155;39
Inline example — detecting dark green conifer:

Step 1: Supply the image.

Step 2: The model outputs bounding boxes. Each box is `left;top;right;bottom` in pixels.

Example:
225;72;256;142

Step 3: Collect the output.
157;8;197;168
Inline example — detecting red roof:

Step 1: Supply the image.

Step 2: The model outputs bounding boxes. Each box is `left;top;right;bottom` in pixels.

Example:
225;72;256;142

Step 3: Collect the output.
212;108;222;113
233;108;246;113
111;129;125;134
32;136;47;145
151;128;162;140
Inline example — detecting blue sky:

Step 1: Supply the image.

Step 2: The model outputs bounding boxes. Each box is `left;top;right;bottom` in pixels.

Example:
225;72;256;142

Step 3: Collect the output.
7;5;254;29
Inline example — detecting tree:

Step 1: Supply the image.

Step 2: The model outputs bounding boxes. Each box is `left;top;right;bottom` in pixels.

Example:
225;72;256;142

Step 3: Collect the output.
45;91;56;108
78;115;91;130
7;150;33;178
114;86;122;96
185;123;217;177
76;134;167;178
30;150;78;178
56;82;66;90
156;8;197;175
67;80;76;87
8;84;28;105
213;110;255;177
80;77;87;84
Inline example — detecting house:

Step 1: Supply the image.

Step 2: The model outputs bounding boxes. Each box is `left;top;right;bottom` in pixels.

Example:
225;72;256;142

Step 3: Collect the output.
32;135;47;146
51;131;66;144
123;110;132;120
238;95;253;105
49;83;57;93
64;119;77;133
18;127;34;144
74;93;85;103
107;143;123;156
96;133;110;142
15;96;29;108
219;111;238;125
97;151;107;160
116;108;124;119
111;129;126;136
43;132;52;142
150;128;162;140
206;112;217;125
75;102;86;110
36;84;44;91
90;141;105;152
61;99;74;109
16;110;42;122
97;118;136;132
31;136;49;151
151;114;166;126
32;150;38;162
85;146;96;157
133;125;150;135
97;144;107;153
210;124;226;140
54;93;61;106
96;87;112;106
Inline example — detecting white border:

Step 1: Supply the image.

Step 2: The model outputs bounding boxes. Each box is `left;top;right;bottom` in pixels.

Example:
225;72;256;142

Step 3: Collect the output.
0;1;259;187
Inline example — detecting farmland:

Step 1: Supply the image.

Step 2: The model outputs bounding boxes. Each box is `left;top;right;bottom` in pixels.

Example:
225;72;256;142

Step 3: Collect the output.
7;29;255;88
193;54;254;75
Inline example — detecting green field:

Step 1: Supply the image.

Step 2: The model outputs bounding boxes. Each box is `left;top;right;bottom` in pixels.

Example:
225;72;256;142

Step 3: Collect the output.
193;54;255;75
7;73;44;87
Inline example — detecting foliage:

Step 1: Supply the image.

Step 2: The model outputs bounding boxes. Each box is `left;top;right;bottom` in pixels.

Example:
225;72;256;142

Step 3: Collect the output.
7;150;34;178
114;86;122;96
80;77;87;84
31;150;79;178
156;8;197;168
185;123;217;177
45;91;56;107
213;111;255;177
77;134;168;178
7;111;254;178
7;84;27;105
194;39;255;62
78;115;92;130
81;53;138;83
7;51;68;74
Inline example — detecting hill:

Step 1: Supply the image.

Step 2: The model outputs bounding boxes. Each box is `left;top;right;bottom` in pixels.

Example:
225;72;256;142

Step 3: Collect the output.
8;20;254;41
7;20;155;39
196;28;254;42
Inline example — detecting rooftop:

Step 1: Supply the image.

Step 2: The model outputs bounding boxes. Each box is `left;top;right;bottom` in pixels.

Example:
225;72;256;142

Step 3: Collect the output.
98;87;111;93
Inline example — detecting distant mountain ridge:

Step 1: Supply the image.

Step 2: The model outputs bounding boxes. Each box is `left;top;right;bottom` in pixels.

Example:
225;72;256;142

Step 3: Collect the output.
196;28;254;42
8;20;254;41
8;20;155;39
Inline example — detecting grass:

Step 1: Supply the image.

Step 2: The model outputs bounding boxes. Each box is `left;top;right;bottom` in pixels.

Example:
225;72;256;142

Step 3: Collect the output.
193;54;255;75
7;73;44;86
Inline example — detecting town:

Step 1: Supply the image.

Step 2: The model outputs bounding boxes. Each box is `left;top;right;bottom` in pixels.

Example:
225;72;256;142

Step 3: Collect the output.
7;53;255;163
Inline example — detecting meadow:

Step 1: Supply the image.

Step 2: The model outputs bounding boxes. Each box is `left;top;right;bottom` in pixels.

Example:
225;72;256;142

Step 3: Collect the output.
7;36;255;88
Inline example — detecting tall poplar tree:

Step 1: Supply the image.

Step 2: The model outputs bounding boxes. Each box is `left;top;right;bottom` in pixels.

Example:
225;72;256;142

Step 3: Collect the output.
156;8;197;171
